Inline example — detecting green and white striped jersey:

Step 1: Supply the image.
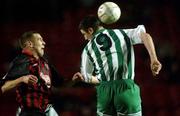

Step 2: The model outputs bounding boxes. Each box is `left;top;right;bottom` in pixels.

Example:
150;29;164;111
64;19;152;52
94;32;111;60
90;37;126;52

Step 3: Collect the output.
80;25;146;82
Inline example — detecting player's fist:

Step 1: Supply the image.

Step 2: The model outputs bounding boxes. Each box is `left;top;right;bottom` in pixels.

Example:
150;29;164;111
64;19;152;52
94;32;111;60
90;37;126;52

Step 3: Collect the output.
151;60;162;77
21;75;38;85
72;72;84;82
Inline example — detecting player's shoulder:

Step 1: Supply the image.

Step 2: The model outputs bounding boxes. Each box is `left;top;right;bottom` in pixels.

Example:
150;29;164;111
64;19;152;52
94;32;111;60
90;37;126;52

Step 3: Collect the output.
12;54;30;65
123;25;146;31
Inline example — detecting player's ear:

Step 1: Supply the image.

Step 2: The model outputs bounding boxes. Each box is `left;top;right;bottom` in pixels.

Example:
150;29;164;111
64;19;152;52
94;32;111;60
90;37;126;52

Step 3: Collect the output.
88;27;94;34
25;40;33;48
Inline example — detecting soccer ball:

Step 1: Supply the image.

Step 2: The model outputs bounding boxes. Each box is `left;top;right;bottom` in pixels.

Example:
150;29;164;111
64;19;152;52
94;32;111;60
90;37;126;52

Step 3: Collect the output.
97;2;121;24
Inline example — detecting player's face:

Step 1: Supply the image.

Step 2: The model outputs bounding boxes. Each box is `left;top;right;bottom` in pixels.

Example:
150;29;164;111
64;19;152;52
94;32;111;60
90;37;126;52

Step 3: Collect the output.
80;29;93;41
31;33;46;57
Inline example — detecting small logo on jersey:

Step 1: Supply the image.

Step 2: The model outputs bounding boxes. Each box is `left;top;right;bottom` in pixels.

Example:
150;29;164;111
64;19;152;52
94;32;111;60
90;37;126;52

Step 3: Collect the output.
40;72;51;88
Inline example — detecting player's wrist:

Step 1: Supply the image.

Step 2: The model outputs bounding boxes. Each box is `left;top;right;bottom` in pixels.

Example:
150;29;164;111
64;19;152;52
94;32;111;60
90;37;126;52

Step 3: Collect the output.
150;56;158;63
89;77;93;83
90;76;100;84
19;76;27;84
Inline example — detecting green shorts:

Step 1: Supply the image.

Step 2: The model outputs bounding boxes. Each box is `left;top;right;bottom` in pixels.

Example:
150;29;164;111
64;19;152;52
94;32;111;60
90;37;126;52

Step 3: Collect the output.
96;79;141;116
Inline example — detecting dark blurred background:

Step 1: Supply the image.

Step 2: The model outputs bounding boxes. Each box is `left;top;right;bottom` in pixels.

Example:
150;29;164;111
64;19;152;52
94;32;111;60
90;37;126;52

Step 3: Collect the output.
0;0;179;116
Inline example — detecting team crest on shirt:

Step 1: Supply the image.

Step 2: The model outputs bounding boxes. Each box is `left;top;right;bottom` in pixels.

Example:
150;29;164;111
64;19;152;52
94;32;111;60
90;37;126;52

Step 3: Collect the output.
40;63;51;88
40;72;51;88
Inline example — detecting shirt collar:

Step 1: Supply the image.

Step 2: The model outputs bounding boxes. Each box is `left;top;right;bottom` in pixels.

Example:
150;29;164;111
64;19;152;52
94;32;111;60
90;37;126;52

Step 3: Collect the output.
93;27;105;36
22;48;33;56
91;28;105;41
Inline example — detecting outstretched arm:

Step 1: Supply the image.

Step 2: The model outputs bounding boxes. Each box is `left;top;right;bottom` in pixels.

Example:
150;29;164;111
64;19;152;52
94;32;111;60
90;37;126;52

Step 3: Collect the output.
140;32;162;76
1;75;37;94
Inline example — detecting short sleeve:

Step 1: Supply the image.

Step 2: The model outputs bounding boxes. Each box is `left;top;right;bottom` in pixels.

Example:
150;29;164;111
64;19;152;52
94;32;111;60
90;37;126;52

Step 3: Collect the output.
123;25;146;45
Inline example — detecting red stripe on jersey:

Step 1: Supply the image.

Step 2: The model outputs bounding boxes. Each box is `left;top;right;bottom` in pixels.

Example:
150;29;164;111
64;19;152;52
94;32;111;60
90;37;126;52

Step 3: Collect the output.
26;93;31;107
43;97;49;111
16;89;21;103
33;92;39;108
39;93;43;111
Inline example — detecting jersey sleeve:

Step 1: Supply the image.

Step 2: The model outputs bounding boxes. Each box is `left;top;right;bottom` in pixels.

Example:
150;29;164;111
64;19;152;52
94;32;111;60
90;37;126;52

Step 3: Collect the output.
80;49;94;83
123;25;146;45
3;55;30;81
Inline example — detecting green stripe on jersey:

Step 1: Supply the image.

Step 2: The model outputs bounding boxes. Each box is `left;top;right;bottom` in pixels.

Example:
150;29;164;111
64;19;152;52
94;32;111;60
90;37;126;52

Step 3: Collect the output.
96;33;114;81
90;40;107;81
108;30;124;79
119;29;132;79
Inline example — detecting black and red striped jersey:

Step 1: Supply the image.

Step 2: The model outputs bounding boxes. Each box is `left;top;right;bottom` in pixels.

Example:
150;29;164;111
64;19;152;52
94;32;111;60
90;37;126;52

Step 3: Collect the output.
3;49;64;112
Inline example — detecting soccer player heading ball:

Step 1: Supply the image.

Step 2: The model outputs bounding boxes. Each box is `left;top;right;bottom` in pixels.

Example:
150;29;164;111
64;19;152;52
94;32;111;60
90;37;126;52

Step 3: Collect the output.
73;15;162;116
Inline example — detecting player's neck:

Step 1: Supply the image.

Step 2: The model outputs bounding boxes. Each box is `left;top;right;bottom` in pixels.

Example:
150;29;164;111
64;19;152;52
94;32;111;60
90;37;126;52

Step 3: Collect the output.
94;26;104;35
30;49;40;60
97;26;104;31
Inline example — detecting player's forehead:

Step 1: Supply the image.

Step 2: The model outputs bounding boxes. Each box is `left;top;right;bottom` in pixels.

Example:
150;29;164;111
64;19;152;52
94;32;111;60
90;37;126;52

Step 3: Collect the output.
32;33;43;40
33;33;41;37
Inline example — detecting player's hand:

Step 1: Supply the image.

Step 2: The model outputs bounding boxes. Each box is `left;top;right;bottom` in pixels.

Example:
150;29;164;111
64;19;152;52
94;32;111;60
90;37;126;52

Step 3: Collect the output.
72;72;84;82
21;75;38;85
151;60;162;77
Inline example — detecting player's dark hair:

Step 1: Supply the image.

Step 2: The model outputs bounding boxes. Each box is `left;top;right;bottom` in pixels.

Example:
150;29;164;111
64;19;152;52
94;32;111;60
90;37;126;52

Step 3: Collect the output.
79;15;101;32
19;31;38;48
